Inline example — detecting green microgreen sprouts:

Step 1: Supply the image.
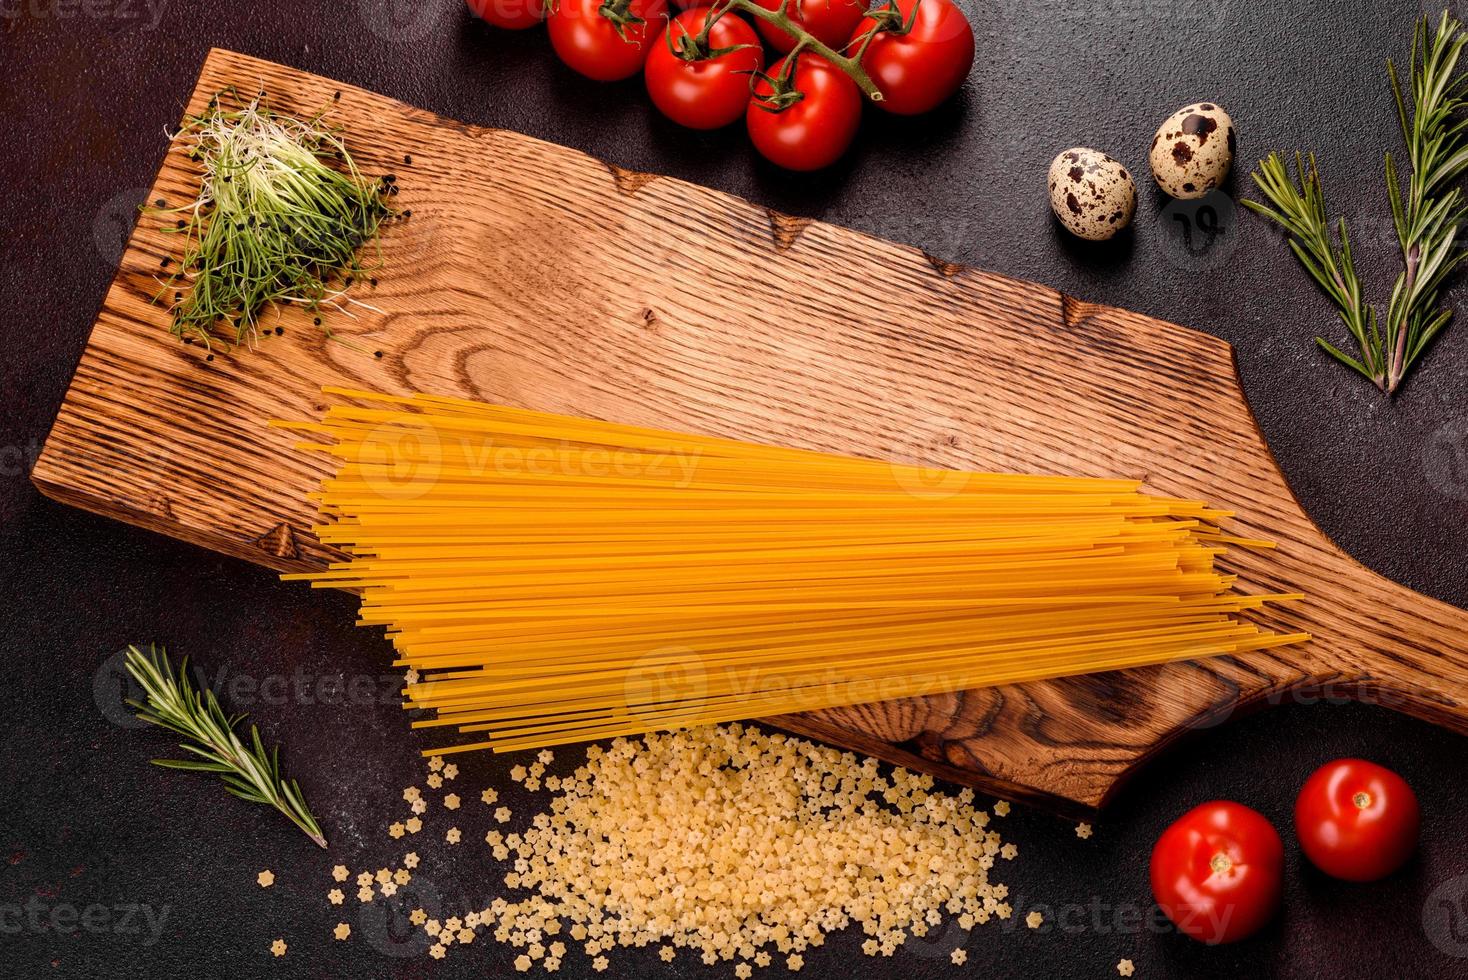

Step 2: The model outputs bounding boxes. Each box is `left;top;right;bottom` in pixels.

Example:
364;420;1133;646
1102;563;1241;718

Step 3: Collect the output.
150;89;396;350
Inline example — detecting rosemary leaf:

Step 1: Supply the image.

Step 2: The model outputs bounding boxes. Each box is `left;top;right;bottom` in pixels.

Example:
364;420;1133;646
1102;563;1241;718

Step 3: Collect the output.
1247;11;1468;394
123;644;327;848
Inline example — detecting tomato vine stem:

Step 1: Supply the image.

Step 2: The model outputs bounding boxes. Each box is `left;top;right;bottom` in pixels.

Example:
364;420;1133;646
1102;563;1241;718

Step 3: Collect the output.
706;0;886;102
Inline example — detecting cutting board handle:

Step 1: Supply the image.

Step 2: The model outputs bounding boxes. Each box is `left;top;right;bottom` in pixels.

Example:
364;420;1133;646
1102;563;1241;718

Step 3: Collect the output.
1309;556;1468;731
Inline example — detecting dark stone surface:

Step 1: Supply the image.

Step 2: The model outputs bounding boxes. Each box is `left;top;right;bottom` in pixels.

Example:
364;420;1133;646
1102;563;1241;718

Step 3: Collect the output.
2;1;1466;978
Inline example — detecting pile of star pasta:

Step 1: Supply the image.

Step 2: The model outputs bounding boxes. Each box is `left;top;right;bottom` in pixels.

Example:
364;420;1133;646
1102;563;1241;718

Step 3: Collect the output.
276;388;1307;755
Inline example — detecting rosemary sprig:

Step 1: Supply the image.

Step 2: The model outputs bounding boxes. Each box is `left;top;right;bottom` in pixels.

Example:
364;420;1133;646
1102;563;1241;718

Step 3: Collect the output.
151;89;395;349
1246;11;1468;394
124;644;326;848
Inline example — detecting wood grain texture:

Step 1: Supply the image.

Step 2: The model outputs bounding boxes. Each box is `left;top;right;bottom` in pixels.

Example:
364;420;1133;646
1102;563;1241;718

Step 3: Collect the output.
33;49;1468;815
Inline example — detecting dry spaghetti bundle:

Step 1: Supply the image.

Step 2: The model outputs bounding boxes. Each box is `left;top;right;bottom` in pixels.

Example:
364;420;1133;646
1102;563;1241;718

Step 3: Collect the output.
277;388;1307;755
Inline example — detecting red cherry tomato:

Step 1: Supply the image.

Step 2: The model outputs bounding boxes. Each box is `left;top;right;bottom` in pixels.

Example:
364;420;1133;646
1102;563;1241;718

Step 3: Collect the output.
1295;758;1419;882
466;0;545;30
645;9;764;129
746;54;861;171
1150;801;1283;944
750;0;866;52
548;0;669;82
852;0;974;115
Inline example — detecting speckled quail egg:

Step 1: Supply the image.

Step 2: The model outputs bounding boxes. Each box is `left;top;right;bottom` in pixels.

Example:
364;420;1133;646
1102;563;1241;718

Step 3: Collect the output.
1047;148;1137;241
1149;102;1235;199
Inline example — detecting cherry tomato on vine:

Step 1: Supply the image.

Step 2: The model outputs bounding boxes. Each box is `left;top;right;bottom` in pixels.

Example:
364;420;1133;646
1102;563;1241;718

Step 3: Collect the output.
852;0;974;115
548;0;669;82
466;0;545;30
750;0;866;52
645;8;764;129
746;53;861;171
1150;801;1283;944
1295;758;1420;882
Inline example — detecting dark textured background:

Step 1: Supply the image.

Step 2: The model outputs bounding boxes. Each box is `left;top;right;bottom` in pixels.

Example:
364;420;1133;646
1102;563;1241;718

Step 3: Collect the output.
3;1;1468;978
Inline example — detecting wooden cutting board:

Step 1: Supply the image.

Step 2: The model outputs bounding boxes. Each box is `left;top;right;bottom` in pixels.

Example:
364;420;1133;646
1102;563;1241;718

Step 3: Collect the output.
34;48;1468;816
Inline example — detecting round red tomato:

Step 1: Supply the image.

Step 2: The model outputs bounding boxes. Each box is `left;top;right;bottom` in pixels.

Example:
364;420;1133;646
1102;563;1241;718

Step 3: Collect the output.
466;0;544;30
645;8;764;129
1150;801;1283;944
1295;758;1419;881
548;0;669;82
746;53;861;171
750;0;865;52
852;0;974;115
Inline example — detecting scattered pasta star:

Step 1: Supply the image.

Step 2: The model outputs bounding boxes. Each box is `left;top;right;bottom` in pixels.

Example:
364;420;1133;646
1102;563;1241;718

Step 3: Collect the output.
591;956;608;972
426;774;443;790
270;939;286;957
735;964;752;979
1076;822;1094;840
429;944;445;960
950;948;968;965
1118;959;1135;977
481;788;498;805
861;939;879;956
356;872;373;888
381;881;398;897
755;951;772;967
445;793;461;810
333;922;351;941
509;765;527;782
403;852;419;868
443;763;459;780
428;755;445;772
331;864;349;882
394;868;411;885
327;889;344;906
515;954;533;972
787;953;804;971
537;749;554;765
405;816;423;834
375;868;392;884
404;668;419;684
1001;843;1018;860
1026;910;1044;929
993;801;1010;817
388;821;405;839
356;886;374;903
410;908;427;926
659;946;675;962
410;798;427;814
494;806;511;824
256;870;275;888
446;827;462;844
402;786;420;803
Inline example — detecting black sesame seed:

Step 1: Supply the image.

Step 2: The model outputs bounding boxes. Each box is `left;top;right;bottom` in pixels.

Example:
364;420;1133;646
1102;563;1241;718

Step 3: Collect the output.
369;277;378;287
373;350;383;359
206;354;215;362
333;90;341;100
313;317;322;326
403;210;413;218
275;326;285;335
404;154;412;165
176;220;186;228
154;198;166;207
160;257;171;268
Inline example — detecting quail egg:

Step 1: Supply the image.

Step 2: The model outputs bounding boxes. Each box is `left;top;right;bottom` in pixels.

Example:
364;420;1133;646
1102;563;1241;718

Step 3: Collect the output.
1149;102;1235;199
1047;148;1137;241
